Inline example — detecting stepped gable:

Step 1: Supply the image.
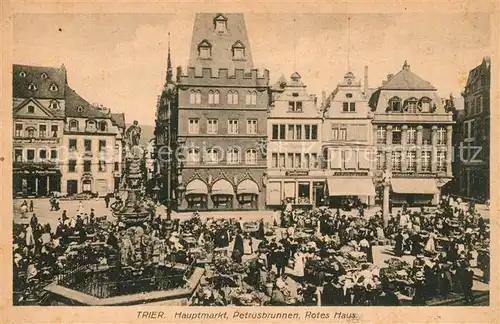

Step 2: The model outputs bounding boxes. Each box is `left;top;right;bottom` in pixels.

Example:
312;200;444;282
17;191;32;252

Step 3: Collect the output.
65;85;109;118
380;62;436;91
188;13;254;71
13;64;66;99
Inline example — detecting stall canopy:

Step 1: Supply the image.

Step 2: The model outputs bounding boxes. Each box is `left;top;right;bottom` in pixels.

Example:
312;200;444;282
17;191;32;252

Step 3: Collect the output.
211;179;234;195
391;178;438;194
326;178;376;196
237;179;259;195
185;179;208;195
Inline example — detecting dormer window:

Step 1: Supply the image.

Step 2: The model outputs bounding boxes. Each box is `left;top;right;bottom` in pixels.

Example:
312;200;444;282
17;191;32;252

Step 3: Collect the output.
198;40;212;59
19;71;27;77
232;41;245;60
346;93;353;98
69;120;79;131
28;82;37;91
86;120;97;132
27;105;35;113
77;105;84;112
404;97;418;113
41;72;48;79
420;97;432;113
50;100;60;109
49;83;59;92
213;13;228;33
389;96;402;112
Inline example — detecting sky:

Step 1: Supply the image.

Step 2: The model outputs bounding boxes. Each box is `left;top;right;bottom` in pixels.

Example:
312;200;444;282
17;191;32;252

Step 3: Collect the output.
13;12;492;125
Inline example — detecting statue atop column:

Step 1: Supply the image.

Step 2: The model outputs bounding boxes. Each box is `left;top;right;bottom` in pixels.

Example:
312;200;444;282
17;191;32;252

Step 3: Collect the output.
125;120;142;155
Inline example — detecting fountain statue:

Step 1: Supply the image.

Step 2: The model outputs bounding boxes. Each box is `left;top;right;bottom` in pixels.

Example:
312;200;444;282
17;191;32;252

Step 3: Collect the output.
113;120;151;226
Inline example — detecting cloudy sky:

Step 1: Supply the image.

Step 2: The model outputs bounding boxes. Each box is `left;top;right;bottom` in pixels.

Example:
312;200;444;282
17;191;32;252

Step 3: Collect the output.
13;12;492;125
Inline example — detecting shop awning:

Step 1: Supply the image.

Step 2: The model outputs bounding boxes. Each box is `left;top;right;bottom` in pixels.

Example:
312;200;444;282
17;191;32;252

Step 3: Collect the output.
211;180;234;195
185;179;208;195
237;179;259;195
391;178;438;194
326;178;376;196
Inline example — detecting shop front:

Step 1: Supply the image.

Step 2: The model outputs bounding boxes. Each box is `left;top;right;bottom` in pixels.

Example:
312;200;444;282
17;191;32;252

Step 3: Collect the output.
266;170;325;209
184;179;208;210
210;179;234;210
326;177;376;209
13;166;61;197
390;177;439;206
236;179;259;210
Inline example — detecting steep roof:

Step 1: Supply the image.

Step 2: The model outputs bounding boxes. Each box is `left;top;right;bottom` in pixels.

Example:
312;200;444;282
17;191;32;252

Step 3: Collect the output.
13;64;66;99
188;13;254;70
111;113;126;129
380;62;436;91
65;85;109;118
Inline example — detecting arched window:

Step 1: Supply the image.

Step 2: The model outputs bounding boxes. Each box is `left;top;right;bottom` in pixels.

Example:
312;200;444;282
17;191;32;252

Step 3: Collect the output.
86;120;96;132
208;90;215;104
251;91;257;105
187;148;200;165
198;40;212;59
49;83;59;92
232;91;239;105
189;90;196;104
195;90;202;104
205;149;219;164
19;71;26;77
77;105;84;112
69;120;79;131
28;82;37;91
405;97;418;113
245;149;257;165
246;91;251;105
99;121;108;132
214;90;220;104
41;72;48;79
50;100;59;109
227;148;240;164
26;127;36;138
389;96;402;112
227;90;233;104
420;97;432;113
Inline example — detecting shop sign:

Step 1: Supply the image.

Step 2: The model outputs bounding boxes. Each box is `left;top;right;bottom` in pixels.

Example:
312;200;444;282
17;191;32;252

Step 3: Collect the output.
333;171;369;176
14;138;60;144
285;170;309;176
392;172;438;178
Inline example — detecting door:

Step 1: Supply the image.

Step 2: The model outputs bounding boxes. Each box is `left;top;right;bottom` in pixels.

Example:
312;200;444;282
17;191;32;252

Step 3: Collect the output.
96;179;109;197
315;186;324;207
67;180;78;195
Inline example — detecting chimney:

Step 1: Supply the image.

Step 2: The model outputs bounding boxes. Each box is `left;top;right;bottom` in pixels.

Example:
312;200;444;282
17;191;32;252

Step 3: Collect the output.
364;66;369;95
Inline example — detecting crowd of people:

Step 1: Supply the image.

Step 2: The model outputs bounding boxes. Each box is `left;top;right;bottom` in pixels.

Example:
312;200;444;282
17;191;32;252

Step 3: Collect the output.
13;193;489;306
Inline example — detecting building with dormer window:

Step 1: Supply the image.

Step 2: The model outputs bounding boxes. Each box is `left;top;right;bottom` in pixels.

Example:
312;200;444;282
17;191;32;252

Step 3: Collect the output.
175;13;268;211
369;61;454;208
266;73;324;208
321;68;376;208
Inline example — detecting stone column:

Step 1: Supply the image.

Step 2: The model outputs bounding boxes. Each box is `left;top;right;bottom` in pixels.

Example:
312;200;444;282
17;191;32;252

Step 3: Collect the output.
401;125;408;171
35;177;39;195
383;183;390;226
446;125;453;177
416;126;423;173
385;125;393;171
431;126;438;173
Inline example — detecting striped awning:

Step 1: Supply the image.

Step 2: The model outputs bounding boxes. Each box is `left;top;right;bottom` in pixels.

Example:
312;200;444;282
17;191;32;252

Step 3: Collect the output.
211;180;234;195
391;178;438;194
326;178;376;196
185;179;208;195
237;179;259;195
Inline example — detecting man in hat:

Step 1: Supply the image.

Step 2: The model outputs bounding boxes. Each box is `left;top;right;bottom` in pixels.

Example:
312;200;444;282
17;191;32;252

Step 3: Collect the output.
412;271;426;305
268;238;278;271
456;261;474;304
231;230;244;264
275;243;287;276
30;213;38;229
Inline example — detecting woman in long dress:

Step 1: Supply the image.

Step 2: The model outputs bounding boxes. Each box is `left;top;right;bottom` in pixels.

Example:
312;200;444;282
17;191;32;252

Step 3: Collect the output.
293;251;305;282
243;234;253;255
424;231;437;254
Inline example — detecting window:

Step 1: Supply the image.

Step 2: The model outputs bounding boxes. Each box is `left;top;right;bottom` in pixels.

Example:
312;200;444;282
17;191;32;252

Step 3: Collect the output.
227;91;233;104
420;98;431;112
376;126;386;144
187;148;200;165
437;127;446;145
392;126;402;144
245;149;257;165
245;91;257;105
199;42;212;58
287;153;293;168
77;105;84;112
98;160;107;172
405;98;418;113
49;83;58;92
207;119;218;134
476;97;483;113
287;125;294;140
19;71;26;77
406;151;416;171
392;151;402;171
303;154;310;168
376;151;386;170
288;101;303;112
437;150;446;172
233;47;245;59
279;153;286;168
406;127;416;144
41;72;48;79
296;125;302;140
332;125;347;140
15;149;23;162
208;90;217;104
28;82;37;91
389;97;402;112
84;160;92;172
51;125;58;137
86;120;96;132
188;119;199;134
69;160;77;172
346;93;353;98
279;125;286;139
50;149;57;161
99;121;108;132
27;149;35;162
421;150;431;172
69;120;79;131
215;19;227;33
69;139;77;151
227;148;240;164
195;90;201;104
26;127;36;138
422;128;431;145
272;125;279;140
294;153;302;169
343;102;355;112
213;91;220;104
15;124;23;137
27;105;35;113
114;162;119;171
231;91;239;104
99;140;106;152
39;125;47;138
343;102;349;112
310;153;318;168
349;102;356;112
189;90;196;104
304;125;311;140
84;139;92;152
206;149;219;164
311;125;318;140
247;119;257;134
228;120;238;134
272;153;278;168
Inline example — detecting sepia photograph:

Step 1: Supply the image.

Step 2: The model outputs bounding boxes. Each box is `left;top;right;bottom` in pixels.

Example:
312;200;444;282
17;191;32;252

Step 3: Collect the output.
5;2;496;316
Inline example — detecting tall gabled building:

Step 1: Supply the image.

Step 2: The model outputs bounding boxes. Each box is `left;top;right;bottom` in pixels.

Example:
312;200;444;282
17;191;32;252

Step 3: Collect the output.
175;13;269;211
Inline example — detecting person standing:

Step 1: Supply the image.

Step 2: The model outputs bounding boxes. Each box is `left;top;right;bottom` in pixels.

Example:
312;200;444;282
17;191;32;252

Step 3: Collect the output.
104;194;111;208
30;213;38;229
29;200;34;212
231;231;244;263
412;271;426;305
394;230;404;257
